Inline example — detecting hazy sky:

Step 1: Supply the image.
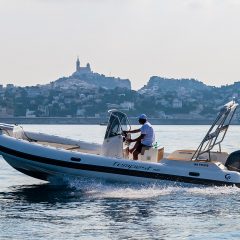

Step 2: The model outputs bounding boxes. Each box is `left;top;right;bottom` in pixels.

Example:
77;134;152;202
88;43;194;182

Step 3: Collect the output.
1;0;240;89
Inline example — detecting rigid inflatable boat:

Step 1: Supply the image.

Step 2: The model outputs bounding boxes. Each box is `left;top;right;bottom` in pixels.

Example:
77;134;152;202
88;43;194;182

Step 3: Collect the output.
1;101;240;186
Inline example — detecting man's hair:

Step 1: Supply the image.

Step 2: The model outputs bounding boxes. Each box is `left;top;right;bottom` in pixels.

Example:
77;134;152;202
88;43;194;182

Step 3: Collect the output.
139;118;146;124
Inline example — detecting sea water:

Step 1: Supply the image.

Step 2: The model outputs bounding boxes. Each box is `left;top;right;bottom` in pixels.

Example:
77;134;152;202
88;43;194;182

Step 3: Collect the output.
1;125;240;239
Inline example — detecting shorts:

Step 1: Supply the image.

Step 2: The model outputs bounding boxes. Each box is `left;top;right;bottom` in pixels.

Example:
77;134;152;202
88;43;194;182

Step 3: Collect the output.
135;143;151;153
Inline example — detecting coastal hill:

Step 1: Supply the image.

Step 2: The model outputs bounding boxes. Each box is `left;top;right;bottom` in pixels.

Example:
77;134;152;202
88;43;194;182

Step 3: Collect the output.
139;76;210;94
0;61;239;122
53;58;131;90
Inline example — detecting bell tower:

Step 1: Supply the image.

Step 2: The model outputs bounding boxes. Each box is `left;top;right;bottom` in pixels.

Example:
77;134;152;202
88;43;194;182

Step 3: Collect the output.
76;57;80;72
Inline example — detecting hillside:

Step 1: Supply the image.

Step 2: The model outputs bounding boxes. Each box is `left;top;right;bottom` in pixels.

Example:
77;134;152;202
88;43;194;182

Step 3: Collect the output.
53;58;131;90
139;76;210;94
0;65;240;120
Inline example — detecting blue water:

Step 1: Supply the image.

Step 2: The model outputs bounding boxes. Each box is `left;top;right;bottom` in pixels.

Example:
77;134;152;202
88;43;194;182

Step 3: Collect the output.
1;125;240;239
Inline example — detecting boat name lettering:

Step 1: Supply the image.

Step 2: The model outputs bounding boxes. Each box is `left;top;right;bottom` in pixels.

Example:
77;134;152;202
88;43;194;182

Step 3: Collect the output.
113;162;152;171
194;163;209;167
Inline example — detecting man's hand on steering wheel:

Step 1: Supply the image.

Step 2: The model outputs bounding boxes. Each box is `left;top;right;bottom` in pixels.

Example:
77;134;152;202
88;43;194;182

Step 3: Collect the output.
122;130;128;136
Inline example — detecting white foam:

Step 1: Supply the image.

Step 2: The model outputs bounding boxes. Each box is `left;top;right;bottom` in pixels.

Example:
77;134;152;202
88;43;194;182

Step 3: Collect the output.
61;177;240;200
184;185;240;196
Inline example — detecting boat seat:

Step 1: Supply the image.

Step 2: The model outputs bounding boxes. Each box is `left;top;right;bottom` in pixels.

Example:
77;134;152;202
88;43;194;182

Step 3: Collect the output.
167;150;195;161
141;146;151;155
139;146;164;162
167;149;229;163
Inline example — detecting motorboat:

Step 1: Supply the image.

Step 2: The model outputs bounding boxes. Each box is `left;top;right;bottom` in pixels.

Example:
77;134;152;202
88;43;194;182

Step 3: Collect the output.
1;101;240;186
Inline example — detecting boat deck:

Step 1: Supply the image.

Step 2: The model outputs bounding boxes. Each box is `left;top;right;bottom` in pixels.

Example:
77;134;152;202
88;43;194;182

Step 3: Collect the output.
34;141;229;165
36;141;101;155
167;149;228;164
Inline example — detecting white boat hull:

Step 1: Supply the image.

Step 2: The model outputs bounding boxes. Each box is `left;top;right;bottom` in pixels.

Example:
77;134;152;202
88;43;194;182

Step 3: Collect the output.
1;134;240;186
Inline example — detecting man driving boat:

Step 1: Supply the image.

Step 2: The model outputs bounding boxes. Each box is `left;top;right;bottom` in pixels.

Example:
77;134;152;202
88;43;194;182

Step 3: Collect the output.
124;114;155;160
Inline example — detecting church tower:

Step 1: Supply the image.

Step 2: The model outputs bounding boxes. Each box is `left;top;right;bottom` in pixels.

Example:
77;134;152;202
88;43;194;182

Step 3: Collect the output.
86;63;91;71
76;57;80;72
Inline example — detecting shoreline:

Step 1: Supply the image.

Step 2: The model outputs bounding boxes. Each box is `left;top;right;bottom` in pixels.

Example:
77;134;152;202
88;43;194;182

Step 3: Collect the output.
0;117;239;125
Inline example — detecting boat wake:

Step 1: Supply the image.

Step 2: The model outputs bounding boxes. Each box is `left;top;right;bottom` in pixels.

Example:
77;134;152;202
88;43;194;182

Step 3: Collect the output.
2;177;240;208
61;176;240;200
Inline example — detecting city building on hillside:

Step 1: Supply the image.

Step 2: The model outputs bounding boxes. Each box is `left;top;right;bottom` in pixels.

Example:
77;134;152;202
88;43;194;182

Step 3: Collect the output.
6;84;14;89
172;98;183;108
38;105;49;117
76;109;86;117
160;99;169;107
156;111;166;119
107;103;121;109
26;88;40;98
26;109;36;118
0;107;14;117
120;101;135;110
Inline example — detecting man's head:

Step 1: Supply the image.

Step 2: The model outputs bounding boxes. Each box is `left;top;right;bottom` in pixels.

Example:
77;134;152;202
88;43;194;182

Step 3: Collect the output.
138;114;147;125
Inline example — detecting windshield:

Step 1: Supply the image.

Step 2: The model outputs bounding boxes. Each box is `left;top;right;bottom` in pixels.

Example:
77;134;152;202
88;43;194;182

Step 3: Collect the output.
104;111;131;139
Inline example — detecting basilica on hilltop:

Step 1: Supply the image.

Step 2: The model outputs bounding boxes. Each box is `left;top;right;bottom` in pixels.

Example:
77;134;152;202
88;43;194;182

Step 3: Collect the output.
55;57;131;90
72;57;92;77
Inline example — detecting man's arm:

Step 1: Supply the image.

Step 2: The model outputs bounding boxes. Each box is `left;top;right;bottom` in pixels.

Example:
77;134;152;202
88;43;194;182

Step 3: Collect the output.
124;129;141;134
129;134;145;143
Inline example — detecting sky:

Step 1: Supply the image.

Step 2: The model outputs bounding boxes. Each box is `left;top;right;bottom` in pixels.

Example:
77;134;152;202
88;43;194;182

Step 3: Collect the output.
0;0;240;90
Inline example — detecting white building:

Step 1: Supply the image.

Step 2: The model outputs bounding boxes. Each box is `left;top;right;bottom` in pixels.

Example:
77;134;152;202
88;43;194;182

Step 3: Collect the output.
26;109;36;118
172;98;183;108
76;109;85;117
38;105;49;116
0;107;14;117
120;101;135;110
72;57;93;77
160;99;169;107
